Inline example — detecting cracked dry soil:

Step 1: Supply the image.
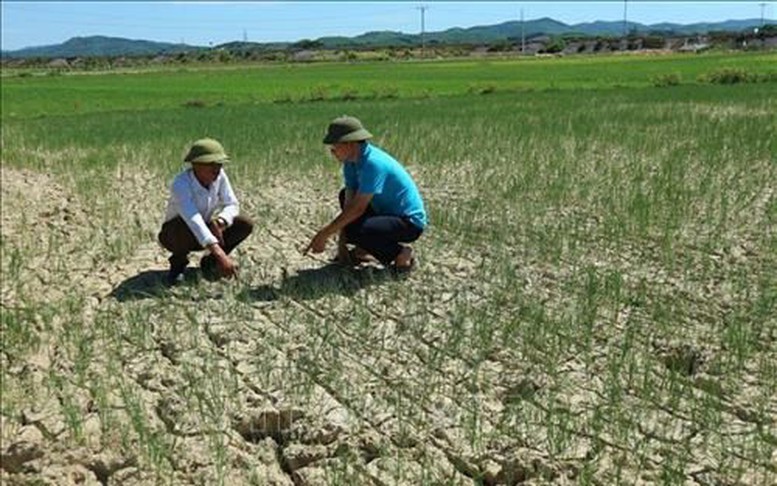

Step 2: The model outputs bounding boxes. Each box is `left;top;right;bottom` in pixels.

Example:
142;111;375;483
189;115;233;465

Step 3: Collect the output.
1;166;775;485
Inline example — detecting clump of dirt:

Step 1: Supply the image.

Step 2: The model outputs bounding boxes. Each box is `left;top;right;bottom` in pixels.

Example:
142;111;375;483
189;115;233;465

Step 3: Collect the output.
653;339;708;376
233;406;305;444
1;426;46;474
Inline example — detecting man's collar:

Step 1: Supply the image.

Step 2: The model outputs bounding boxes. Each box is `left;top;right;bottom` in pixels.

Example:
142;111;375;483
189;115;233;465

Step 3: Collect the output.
355;142;370;164
189;168;218;190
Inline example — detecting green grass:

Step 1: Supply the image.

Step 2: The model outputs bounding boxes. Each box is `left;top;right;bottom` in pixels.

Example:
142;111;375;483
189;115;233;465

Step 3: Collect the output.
1;53;775;484
2;51;775;119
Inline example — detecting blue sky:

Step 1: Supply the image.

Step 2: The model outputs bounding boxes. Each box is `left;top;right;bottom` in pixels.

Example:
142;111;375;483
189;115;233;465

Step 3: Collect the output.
2;1;774;51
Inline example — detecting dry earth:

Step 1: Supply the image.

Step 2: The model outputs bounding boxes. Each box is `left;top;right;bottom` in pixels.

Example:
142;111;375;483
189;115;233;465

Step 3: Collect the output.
1;163;775;485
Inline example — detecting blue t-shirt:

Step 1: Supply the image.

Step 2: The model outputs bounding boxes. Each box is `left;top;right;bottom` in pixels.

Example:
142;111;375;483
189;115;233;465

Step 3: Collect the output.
343;143;427;229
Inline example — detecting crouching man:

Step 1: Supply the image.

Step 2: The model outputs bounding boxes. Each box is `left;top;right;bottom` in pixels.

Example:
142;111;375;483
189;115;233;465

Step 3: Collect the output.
305;116;427;272
158;138;253;284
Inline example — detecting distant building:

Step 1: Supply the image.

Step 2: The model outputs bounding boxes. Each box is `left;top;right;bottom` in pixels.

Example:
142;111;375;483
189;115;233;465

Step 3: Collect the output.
292;50;316;62
679;36;710;52
47;58;69;68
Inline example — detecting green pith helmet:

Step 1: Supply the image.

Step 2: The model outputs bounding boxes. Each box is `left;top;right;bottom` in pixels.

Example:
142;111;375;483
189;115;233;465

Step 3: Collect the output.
184;138;229;164
322;116;373;144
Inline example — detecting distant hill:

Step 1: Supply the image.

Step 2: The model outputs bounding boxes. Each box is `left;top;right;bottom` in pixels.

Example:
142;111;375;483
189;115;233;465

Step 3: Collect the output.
1;18;768;59
649;19;768;35
296;17;767;49
428;17;572;43
2;35;200;59
313;18;596;47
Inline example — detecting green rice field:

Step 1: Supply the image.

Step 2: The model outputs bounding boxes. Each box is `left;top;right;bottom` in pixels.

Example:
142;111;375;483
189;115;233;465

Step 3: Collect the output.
1;52;776;485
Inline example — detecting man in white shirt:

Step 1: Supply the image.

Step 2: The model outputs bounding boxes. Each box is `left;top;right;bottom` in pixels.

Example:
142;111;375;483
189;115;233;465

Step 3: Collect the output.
158;138;253;284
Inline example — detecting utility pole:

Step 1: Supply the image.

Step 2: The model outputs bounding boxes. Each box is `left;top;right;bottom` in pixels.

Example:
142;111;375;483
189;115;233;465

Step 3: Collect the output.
243;29;248;42
623;0;628;38
760;3;767;27
521;8;526;54
417;5;428;58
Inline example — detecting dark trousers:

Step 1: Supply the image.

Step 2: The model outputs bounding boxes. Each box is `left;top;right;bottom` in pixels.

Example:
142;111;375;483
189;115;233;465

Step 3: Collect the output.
339;189;423;265
158;215;254;270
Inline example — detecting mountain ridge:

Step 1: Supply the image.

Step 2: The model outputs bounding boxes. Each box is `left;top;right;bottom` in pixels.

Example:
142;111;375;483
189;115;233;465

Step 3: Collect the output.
2;18;768;59
3;35;196;59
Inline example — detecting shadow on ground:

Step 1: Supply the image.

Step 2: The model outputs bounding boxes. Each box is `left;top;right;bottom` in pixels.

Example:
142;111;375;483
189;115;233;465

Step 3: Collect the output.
111;263;400;303
109;269;188;301
240;263;395;302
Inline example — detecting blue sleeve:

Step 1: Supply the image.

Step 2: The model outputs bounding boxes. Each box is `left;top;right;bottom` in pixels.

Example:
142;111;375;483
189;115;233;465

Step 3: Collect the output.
343;164;358;190
357;159;386;195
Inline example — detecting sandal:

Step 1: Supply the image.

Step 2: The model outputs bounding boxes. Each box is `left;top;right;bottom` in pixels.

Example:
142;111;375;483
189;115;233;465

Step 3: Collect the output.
350;247;375;263
392;255;417;275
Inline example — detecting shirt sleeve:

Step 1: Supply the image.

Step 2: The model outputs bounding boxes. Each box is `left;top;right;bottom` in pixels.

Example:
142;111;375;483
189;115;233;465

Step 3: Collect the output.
215;172;240;226
357;159;386;195
343;163;358;191
172;176;219;247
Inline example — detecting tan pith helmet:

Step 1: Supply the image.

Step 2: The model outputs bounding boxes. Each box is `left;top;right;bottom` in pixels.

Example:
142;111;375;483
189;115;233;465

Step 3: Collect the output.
323;116;373;144
184;138;230;164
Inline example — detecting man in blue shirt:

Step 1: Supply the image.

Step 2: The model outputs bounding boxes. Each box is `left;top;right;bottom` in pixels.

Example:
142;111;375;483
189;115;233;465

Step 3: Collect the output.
305;116;427;272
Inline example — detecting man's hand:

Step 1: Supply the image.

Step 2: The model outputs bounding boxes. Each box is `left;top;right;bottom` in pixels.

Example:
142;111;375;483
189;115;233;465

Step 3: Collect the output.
333;229;352;265
208;218;226;247
209;244;237;278
304;194;371;256
304;229;330;255
216;255;238;278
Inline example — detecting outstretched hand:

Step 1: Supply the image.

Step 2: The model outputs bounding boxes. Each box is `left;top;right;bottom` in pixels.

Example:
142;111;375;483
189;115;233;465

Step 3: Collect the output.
208;243;237;279
216;254;238;278
304;229;330;255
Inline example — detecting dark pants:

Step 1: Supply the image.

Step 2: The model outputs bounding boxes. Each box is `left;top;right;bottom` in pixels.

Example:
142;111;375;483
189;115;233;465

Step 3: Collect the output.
339;189;423;266
158;215;254;270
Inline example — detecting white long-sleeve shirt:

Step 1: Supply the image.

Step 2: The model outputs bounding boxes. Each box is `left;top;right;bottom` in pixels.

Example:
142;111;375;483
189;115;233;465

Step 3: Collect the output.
163;168;240;247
